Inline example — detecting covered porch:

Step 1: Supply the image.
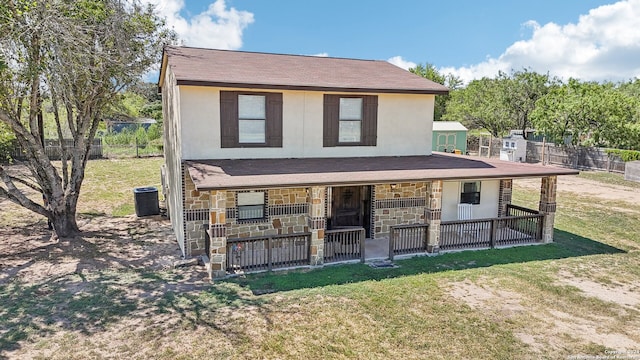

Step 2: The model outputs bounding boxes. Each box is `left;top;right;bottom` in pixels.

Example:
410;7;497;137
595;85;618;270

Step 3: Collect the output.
184;154;576;277
223;201;544;274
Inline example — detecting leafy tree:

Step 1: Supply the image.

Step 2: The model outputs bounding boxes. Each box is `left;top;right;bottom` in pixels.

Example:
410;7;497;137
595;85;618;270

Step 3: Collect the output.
0;122;16;162
140;102;163;122
618;78;640;99
117;92;148;118
127;81;163;122
498;69;554;139
410;63;462;121
531;79;639;149
443;77;512;137
0;0;173;237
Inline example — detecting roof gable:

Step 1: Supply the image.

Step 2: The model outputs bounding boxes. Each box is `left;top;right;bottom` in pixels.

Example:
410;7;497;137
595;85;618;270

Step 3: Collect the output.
160;46;449;95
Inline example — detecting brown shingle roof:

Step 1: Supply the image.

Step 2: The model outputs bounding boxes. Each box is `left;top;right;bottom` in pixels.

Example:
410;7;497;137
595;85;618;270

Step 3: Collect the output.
160;46;449;94
185;154;579;190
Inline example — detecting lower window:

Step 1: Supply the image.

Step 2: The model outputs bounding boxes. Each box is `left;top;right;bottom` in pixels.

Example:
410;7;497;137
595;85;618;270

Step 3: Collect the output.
460;181;481;205
237;192;266;220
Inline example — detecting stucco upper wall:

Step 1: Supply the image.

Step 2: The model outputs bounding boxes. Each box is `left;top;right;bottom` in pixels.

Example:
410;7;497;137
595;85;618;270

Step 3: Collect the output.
178;86;435;160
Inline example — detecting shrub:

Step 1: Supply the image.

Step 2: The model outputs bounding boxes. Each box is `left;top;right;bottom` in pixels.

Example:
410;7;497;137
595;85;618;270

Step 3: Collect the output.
135;126;148;147
149;138;163;152
103;128;135;145
605;149;640;162
147;123;161;141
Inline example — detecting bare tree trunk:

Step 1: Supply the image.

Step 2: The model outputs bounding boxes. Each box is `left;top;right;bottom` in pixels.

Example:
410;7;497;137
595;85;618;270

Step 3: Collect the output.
51;205;79;237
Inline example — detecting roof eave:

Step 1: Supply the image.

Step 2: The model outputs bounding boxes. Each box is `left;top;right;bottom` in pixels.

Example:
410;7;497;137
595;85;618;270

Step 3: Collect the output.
157;49;169;94
193;170;580;191
175;80;450;95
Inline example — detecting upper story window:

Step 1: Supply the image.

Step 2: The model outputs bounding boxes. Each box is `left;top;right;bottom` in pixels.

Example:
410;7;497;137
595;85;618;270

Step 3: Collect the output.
238;95;266;143
324;94;377;147
220;91;282;148
460;181;481;205
338;98;362;142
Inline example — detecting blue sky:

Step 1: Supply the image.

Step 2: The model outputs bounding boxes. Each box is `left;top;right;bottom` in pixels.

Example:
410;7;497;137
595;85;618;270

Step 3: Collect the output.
146;0;640;83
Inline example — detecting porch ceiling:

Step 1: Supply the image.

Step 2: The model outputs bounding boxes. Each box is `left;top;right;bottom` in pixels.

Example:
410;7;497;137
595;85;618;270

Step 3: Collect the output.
185;153;579;190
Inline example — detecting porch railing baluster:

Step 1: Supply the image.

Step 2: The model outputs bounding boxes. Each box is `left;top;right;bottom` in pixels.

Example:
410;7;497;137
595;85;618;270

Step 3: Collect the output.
324;227;365;263
389;224;429;260
226;232;311;274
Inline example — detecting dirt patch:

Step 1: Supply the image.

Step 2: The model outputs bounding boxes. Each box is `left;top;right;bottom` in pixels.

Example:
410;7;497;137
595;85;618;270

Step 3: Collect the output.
515;309;639;353
446;278;640;353
515;175;640;205
0;214;208;287
447;279;525;316
556;271;640;309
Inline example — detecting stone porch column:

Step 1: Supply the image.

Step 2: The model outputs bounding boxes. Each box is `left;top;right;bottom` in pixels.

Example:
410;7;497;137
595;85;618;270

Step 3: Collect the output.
208;190;227;278
308;186;326;266
425;180;443;253
539;176;557;243
497;179;513;218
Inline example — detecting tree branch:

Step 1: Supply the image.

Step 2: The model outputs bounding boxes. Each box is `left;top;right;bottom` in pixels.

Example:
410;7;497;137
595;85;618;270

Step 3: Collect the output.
51;90;70;187
0;165;47;217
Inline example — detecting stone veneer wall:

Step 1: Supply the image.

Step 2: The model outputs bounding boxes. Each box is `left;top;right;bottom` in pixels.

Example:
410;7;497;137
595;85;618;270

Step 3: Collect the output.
183;168;211;256
497;179;513;218
539;176;557;243
225;188;310;238
373;182;427;239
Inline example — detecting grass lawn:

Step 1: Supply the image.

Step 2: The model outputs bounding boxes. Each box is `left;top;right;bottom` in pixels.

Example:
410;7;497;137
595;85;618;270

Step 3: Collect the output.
0;157;164;227
78;157;164;216
1;159;639;359
578;170;640;189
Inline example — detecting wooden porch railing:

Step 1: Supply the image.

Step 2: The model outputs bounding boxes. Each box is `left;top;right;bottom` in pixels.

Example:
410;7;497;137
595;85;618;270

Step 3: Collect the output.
324;227;365;263
495;214;543;246
226;232;311;273
506;204;540;217
389;224;429;260
440;219;492;250
440;211;544;251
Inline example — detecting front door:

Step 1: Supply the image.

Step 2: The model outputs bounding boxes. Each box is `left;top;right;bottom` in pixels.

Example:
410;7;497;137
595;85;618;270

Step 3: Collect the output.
329;186;371;237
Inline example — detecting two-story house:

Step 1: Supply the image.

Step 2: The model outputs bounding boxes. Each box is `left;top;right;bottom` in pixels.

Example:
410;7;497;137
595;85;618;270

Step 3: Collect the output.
158;46;577;278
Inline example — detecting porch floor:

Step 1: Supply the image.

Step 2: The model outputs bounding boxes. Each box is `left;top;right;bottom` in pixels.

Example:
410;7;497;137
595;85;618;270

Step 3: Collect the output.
365;237;389;260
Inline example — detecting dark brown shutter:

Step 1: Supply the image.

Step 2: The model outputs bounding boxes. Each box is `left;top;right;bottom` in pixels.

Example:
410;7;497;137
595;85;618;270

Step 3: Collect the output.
220;91;238;148
323;94;339;147
266;92;283;147
362;95;378;146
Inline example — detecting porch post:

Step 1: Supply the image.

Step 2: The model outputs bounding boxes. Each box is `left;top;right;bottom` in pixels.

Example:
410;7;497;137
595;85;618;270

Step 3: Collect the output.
425;180;443;253
497;179;513;217
308;186;326;266
539;176;557;243
208;190;227;278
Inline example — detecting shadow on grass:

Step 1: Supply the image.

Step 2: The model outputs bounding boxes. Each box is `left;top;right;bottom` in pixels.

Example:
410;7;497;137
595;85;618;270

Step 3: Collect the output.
0;271;268;358
227;229;625;294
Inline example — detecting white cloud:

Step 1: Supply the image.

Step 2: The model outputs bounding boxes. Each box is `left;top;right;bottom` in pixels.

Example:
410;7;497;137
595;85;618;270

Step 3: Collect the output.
310;52;329;57
443;0;640;83
387;56;417;70
143;0;254;49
